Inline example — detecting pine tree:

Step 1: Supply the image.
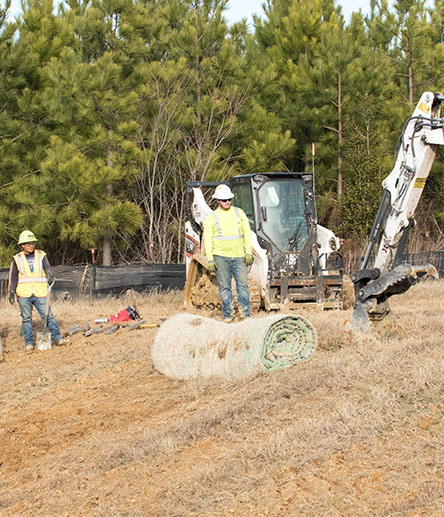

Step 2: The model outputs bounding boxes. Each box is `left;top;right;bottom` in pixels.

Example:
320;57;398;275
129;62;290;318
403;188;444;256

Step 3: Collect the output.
126;0;294;262
254;0;329;172
41;0;144;265
391;0;433;103
0;1;19;264
0;0;77;264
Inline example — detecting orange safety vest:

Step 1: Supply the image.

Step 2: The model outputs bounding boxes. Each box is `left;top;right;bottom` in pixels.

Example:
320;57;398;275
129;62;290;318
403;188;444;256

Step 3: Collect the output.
13;250;48;298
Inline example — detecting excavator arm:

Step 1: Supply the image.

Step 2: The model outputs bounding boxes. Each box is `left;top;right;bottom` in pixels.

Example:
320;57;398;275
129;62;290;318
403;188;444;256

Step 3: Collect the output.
349;92;444;334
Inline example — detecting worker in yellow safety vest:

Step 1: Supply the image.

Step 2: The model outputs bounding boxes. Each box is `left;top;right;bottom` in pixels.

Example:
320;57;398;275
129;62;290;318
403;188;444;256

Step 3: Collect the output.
8;230;67;354
203;184;253;323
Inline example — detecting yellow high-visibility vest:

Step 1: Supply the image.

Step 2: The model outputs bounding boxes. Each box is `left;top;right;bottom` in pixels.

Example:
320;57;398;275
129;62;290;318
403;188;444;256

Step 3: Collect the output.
204;206;252;260
13;250;48;298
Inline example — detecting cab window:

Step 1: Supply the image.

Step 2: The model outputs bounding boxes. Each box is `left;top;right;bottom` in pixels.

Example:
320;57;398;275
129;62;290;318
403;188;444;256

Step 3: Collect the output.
258;179;308;252
231;182;255;230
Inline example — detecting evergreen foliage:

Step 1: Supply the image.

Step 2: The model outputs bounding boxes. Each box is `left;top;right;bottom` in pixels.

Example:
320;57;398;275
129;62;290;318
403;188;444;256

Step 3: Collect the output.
1;0;444;265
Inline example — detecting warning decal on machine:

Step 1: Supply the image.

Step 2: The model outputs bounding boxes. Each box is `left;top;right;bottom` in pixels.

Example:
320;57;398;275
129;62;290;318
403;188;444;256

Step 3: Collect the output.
414;177;427;188
417;102;430;114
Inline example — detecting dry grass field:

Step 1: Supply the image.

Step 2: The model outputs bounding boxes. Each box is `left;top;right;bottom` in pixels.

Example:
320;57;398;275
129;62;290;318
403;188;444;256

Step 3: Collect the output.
1;281;444;516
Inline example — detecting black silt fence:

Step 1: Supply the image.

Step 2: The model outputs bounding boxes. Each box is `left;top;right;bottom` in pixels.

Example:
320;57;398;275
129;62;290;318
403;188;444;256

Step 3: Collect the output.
0;263;186;300
93;264;186;297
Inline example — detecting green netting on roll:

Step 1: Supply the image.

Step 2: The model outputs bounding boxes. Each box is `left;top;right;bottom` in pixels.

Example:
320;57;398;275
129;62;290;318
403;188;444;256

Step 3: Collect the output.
251;315;316;372
152;313;316;380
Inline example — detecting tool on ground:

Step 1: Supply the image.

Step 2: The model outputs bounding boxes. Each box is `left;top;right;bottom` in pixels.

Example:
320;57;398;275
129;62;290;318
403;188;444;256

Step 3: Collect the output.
36;281;54;350
110;305;141;323
65;324;83;336
76;310;161;337
127;320;162;330
85;325;114;337
90;305;141;326
127;319;146;330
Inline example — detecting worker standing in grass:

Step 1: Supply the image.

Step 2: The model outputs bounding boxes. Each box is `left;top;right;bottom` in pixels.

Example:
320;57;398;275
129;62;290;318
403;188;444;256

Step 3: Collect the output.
203;184;253;323
8;230;66;354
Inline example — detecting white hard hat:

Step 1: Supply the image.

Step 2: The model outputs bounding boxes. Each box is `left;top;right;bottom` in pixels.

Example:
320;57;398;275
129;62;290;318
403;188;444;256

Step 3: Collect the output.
18;230;38;245
212;184;234;200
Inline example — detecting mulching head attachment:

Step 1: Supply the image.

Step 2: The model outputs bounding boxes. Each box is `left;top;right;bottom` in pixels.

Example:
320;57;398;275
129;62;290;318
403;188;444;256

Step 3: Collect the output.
347;263;438;338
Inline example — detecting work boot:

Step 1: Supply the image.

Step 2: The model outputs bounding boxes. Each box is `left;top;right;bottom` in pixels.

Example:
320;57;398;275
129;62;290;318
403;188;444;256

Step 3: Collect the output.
54;338;69;346
25;344;34;354
223;317;233;324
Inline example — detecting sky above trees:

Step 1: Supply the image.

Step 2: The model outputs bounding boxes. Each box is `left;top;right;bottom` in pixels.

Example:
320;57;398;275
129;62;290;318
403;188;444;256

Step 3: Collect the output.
3;0;372;24
226;0;372;24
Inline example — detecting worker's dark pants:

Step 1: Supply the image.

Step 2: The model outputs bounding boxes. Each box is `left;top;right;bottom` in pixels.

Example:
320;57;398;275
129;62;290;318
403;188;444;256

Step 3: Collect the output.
18;295;62;346
213;256;250;320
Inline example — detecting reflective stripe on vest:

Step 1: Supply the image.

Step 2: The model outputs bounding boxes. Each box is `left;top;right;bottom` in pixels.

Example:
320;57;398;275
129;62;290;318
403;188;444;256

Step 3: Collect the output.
14;250;48;297
212;207;243;241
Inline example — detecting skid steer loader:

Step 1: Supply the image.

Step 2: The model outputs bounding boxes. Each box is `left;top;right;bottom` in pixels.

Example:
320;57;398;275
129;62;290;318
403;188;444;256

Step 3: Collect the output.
184;172;343;313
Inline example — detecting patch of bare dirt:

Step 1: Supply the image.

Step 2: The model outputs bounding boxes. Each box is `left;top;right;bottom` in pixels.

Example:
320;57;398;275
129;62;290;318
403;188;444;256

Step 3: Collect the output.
1;282;444;516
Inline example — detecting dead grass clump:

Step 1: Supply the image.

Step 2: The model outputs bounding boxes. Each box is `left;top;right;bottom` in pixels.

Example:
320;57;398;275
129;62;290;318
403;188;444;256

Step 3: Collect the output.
0;289;183;354
301;309;350;351
2;279;444;516
148;285;444;514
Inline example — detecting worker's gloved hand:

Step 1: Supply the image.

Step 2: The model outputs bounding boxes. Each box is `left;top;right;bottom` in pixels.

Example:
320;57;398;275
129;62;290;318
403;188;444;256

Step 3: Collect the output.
8;291;15;305
207;260;217;273
47;273;55;285
245;254;253;266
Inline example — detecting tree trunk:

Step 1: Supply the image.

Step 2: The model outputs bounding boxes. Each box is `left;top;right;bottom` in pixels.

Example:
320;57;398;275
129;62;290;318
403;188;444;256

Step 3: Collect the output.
103;139;114;266
408;38;414;104
337;71;343;199
103;237;112;266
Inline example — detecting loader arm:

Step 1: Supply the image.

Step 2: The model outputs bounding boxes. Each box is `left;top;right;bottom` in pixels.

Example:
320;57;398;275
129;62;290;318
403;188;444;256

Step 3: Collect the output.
349;92;444;334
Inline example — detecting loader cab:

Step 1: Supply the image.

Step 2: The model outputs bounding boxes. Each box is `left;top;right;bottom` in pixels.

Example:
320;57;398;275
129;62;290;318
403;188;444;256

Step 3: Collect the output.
229;173;316;268
227;173;342;308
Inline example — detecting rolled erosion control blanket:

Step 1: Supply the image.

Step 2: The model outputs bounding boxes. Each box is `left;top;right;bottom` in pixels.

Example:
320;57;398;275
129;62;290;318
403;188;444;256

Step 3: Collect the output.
152;313;316;380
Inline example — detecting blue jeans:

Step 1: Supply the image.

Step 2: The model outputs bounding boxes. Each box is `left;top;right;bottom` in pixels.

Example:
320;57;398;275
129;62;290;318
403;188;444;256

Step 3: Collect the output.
18;295;62;346
213;256;250;319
